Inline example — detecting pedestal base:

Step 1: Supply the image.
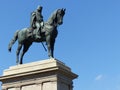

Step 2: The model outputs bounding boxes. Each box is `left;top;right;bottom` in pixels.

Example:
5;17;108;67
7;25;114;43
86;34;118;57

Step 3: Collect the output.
0;58;78;90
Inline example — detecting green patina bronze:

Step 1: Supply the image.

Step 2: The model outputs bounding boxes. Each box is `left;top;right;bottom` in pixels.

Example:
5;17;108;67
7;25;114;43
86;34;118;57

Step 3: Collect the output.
8;7;66;64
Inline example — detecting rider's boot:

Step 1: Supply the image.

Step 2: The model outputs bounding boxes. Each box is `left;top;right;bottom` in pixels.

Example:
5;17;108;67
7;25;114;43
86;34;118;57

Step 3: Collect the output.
36;34;41;39
36;29;41;39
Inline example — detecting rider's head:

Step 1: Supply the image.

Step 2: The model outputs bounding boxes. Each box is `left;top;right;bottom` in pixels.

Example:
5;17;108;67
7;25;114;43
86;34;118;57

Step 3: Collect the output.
37;5;42;12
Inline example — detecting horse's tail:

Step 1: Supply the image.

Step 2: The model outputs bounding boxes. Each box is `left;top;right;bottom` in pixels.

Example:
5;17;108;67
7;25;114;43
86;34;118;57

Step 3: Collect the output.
8;30;19;52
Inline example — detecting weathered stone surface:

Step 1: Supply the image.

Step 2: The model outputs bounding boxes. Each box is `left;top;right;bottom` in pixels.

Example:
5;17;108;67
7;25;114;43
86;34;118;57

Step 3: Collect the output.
0;59;78;90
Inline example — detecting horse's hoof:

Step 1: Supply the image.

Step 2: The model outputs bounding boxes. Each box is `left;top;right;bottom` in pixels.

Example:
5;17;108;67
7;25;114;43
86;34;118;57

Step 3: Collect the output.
49;56;54;59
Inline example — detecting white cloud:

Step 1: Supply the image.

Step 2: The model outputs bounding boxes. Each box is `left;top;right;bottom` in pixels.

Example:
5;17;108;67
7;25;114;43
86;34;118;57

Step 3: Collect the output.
95;74;103;81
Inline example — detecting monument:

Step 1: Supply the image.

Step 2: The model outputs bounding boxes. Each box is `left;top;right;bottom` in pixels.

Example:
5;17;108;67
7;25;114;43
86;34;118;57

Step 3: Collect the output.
0;6;78;90
0;58;78;90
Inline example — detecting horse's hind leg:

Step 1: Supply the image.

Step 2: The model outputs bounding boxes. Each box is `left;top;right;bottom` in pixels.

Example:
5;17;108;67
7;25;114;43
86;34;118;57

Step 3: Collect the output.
20;42;32;64
16;43;22;64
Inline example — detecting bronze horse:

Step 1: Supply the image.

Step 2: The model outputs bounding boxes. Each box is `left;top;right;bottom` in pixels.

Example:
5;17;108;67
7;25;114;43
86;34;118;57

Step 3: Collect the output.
8;8;66;64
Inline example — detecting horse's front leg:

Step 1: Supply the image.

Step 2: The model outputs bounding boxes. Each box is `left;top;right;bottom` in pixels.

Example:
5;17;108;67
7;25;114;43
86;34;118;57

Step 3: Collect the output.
46;35;52;58
16;43;22;64
50;39;55;58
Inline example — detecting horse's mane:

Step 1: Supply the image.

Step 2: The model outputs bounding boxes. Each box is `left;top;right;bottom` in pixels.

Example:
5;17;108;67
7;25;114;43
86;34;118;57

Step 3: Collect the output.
47;9;58;25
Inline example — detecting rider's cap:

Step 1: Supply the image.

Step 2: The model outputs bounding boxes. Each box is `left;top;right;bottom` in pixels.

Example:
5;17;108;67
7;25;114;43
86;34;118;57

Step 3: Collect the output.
37;5;42;10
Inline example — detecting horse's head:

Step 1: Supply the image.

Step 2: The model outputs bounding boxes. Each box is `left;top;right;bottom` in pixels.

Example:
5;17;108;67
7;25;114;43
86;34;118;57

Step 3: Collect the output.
48;8;66;26
55;8;66;25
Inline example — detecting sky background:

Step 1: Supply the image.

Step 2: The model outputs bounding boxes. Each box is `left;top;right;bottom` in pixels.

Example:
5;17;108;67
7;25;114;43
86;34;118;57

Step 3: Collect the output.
0;0;120;90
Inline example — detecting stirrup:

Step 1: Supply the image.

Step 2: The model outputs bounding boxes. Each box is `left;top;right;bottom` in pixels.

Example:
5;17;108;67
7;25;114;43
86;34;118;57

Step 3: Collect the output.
36;35;41;39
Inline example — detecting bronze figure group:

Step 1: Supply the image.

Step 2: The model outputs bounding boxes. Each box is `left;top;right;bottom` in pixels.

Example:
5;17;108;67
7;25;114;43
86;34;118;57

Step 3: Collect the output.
8;6;66;64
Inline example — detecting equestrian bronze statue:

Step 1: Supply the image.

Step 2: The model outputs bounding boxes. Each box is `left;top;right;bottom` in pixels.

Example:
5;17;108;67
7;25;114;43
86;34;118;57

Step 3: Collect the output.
8;8;66;64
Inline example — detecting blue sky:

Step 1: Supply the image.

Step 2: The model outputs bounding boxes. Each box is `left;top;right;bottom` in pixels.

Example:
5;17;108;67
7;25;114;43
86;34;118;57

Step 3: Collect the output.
0;0;120;90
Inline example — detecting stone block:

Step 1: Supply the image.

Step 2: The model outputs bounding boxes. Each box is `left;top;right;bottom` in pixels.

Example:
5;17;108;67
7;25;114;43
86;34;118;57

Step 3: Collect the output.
0;58;78;90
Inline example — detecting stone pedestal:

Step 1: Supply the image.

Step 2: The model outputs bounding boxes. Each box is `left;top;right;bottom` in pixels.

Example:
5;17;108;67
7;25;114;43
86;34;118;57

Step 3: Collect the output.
0;58;78;90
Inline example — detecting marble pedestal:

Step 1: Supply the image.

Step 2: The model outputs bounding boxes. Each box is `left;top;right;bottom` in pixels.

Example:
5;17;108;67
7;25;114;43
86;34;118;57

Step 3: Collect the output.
0;58;78;90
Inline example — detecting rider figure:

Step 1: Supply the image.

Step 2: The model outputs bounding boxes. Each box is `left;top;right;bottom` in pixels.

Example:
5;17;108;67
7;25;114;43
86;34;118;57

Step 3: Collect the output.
30;5;44;39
